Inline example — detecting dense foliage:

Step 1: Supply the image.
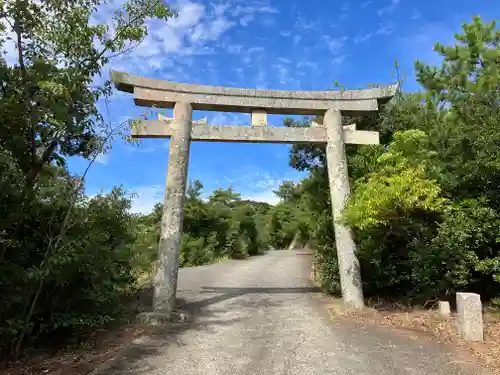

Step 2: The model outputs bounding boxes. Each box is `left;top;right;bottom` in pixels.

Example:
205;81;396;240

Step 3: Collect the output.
136;182;271;272
274;16;500;304
0;0;173;357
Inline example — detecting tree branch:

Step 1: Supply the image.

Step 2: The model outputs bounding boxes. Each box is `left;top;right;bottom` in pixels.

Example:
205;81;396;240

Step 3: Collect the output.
13;3;39;192
79;0;162;69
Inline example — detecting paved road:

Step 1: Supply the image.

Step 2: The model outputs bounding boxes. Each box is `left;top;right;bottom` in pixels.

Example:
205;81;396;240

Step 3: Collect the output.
98;250;488;375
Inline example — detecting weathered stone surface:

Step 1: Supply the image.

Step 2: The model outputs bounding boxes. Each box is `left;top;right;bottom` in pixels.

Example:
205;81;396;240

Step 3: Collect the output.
158;113;207;125
134;87;379;115
438;301;451;318
131;121;379;145
251;109;268;126
325;108;364;310
137;310;190;326
456;293;483;341
343;127;379;145
153;102;192;315
111;70;398;116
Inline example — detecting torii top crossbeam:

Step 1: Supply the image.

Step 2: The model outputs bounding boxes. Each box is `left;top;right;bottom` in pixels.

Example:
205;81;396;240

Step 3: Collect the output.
111;71;398;116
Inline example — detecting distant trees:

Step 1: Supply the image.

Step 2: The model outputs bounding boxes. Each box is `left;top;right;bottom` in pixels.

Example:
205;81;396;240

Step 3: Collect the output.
137;182;273;268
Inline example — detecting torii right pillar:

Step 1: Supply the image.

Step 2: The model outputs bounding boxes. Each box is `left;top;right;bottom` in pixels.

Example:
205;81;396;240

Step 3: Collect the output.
325;108;364;310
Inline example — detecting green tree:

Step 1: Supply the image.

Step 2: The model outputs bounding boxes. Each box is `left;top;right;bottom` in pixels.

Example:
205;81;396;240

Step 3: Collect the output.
269;16;500;303
186;179;204;201
0;0;172;190
0;0;174;356
415;16;500;206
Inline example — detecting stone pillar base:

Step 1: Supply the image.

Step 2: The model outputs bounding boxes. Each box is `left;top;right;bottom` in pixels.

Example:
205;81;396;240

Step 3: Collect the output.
137;310;190;326
438;301;451;318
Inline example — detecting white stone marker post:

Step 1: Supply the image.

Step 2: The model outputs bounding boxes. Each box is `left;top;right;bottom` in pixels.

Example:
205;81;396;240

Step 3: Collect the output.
324;108;364;310
456;292;484;342
154;102;193;317
438;301;451;318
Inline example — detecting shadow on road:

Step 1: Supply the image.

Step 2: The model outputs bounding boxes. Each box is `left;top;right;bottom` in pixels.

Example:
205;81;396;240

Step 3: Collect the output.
97;285;320;374
96;295;245;375
178;286;320;312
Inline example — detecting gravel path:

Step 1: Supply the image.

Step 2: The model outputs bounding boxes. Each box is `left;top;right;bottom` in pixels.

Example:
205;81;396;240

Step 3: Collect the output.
97;250;488;375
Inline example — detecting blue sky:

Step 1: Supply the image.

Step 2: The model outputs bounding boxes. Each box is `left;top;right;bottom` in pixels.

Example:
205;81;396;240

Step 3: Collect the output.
68;0;499;214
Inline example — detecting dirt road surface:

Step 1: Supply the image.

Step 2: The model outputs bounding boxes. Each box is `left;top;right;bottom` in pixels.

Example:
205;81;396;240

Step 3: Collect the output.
95;250;488;375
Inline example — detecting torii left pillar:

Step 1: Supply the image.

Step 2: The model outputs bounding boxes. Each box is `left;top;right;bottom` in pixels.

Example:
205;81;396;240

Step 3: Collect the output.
153;102;192;317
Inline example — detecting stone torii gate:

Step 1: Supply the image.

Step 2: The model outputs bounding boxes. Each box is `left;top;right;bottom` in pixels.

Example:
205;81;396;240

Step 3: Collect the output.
112;71;397;316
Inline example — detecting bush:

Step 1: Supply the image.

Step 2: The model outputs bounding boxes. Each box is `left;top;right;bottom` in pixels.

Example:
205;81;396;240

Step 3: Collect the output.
310;214;341;294
0;171;137;354
424;199;500;300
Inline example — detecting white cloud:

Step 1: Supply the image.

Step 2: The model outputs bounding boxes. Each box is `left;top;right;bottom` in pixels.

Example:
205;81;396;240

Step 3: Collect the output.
280;31;292;37
129;185;164;214
240;14;254;26
332;55;346;65
231;5;278;17
338;13;348;23
255;66;269;89
241;190;281;205
322;35;348;54
247;46;265;54
127;167;305;213
242;46;265;67
227;44;243;54
400;22;457;67
273;64;290;85
190;15;235;43
136;146;157;153
377;0;401;16
411;9;422;20
95;153;110;165
297;60;318;71
294;16;315;31
92;0;274;76
169;2;205;29
375;22;395;36
213;3;230;16
338;2;349;22
354;32;373;44
219;167;305;206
